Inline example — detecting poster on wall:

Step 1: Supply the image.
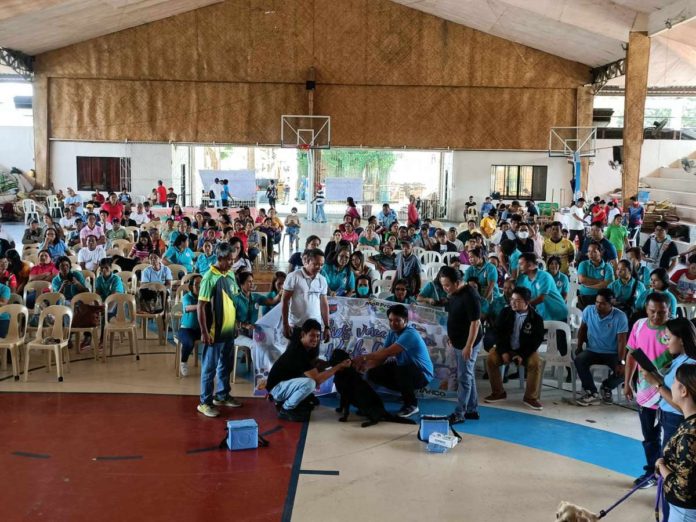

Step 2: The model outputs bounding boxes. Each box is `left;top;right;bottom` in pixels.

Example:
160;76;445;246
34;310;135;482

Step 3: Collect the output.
252;297;457;399
324;177;363;202
199;169;256;200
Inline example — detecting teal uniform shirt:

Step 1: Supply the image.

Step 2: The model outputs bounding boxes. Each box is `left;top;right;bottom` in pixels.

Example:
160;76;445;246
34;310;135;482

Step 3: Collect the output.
517;270;568;321
578;259;614;296
464;262;501;299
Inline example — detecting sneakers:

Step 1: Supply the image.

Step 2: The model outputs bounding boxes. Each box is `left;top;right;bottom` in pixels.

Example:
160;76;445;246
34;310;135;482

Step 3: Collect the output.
197;403;220;418
448;413;466;425
179;362;189;377
213;395;242;408
464;411;480;420
577;391;600;407
523;398;544;410
600;386;614;404
633;472;657;489
484;392;507;403
278;407;310;423
397;405;420;418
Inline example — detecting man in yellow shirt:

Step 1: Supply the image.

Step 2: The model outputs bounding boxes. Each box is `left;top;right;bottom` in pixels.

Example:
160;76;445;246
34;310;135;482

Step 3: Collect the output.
479;209;498;239
543;221;575;275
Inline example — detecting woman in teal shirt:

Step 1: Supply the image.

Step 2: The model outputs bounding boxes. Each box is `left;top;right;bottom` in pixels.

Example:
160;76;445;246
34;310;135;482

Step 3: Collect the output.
178;274;202;377
547;256;570;301
517;252;567;321
233;273;282;336
163;235;194;273
321;246;355;297
634;268;678;318
261;271;286;315
195;240;217;275
417;278;448;307
385;279;415;304
95;258;125;300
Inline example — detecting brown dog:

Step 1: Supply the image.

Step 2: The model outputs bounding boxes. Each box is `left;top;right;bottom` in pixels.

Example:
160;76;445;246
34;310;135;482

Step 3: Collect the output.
556;501;600;522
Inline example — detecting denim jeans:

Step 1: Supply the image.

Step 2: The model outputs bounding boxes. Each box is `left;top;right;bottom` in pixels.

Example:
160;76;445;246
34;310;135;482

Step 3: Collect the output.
314;203;326;223
454;339;482;416
574;350;624;394
270;377;316;410
638;406;661;474
668;504;696;521
179;327;200;362
199;340;234;405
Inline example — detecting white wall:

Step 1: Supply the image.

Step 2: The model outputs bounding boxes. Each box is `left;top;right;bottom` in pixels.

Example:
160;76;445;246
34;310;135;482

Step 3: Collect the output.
588;139;696;197
450;150;572;220
51;141;172;199
0;126;34;172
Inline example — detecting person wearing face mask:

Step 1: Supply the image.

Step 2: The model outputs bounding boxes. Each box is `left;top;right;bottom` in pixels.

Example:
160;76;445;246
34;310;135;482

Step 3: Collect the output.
642;220;679;273
641;318;696;520
514;223;534;254
355;275;372;299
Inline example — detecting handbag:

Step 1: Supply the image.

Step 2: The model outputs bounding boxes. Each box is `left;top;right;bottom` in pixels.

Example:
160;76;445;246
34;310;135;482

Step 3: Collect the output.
417;415;462;443
72;302;102;328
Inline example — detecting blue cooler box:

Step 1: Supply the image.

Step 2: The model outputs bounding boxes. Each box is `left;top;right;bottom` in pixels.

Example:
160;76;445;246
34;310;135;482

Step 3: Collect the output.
225;419;259;450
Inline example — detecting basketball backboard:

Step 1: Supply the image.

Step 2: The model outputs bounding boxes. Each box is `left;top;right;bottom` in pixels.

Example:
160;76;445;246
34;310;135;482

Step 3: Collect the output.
548;127;597;158
281;115;331;149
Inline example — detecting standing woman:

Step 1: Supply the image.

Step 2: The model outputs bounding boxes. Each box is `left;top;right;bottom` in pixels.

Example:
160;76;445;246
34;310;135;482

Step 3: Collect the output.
655;364;696;521
345;197;360;221
178;274;202;377
438;266;483;424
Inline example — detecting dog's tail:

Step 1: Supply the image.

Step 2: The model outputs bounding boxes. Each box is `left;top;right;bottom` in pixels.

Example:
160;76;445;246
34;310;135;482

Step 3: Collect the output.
383;414;417;425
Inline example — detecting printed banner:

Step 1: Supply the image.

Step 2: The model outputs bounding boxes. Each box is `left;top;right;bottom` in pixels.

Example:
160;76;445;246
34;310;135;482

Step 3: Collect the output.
252;297;458;398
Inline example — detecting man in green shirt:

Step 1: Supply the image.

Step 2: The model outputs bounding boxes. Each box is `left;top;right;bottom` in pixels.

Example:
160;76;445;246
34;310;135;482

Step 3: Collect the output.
106;218;129;245
604;213;629;260
197;241;242;418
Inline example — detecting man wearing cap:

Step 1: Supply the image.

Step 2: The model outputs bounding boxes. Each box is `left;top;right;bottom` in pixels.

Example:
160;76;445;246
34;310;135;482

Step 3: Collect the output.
101;192;124;222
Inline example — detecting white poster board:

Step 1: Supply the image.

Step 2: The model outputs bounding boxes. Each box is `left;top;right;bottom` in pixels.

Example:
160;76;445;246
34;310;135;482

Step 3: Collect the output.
199;169;257;200
324;177;363;201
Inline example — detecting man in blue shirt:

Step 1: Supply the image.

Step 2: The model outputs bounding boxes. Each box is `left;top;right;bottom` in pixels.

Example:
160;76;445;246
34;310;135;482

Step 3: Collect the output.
480;196;494;216
627;196;645;247
578;222;618;269
376;203;398;231
355;304;434;418
574;288;628;406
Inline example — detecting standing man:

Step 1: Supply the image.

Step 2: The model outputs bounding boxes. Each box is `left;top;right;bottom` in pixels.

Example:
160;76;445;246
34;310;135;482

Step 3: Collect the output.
568;198;586;245
196;242;242;418
155;180;167;207
484;286;546;410
605;212;630;261
281;248;331;342
624;292;673;488
101;192;124;222
312;186;326;223
627;196;645;247
574;289;628;406
439;267;484;423
355;304;434;418
266;180;278;209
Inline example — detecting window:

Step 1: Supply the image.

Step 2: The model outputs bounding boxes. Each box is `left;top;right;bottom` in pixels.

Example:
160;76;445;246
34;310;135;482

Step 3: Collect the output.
491;165;547;200
76;156;131;192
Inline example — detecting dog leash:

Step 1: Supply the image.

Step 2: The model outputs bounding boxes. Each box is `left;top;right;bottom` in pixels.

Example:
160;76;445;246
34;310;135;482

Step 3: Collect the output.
598;474;657;519
654;476;663;522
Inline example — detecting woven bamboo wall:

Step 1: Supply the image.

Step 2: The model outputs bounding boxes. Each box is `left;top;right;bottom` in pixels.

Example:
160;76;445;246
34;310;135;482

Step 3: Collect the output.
37;0;591;149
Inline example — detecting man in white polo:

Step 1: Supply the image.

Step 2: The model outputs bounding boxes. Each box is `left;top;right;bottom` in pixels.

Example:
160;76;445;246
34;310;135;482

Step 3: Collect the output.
281;248;331;343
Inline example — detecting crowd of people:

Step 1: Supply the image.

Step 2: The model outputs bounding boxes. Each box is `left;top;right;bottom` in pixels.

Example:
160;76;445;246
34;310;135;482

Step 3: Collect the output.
5;187;695;520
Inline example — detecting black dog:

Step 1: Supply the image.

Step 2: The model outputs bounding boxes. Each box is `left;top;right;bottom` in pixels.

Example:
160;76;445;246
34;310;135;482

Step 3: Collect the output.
329;349;416;428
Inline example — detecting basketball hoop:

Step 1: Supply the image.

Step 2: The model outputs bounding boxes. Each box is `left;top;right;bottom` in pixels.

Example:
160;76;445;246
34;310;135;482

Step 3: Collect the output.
298;143;311;153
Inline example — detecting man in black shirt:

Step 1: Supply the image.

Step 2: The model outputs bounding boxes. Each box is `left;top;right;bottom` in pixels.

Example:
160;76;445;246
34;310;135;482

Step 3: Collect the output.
484;286;545;410
266;319;350;422
439;266;483;425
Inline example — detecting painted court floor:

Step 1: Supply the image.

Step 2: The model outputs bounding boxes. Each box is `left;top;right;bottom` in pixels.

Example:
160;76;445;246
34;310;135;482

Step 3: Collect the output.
0;367;658;522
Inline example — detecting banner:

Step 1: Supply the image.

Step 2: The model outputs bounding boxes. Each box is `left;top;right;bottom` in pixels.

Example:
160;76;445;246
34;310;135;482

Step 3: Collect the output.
324;177;363;202
199;169;257;200
252;297;458;399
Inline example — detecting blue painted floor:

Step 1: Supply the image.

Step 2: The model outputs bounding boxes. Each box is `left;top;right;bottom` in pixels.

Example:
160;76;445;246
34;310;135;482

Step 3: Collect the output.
319;395;645;477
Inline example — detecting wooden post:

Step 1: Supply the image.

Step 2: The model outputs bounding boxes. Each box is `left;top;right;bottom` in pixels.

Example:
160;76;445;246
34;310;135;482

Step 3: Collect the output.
576;86;594;197
32;73;50;189
622;32;650;202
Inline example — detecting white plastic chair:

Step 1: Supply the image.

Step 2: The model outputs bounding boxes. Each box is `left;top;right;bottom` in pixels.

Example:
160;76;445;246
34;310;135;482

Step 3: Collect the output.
136;282;167;345
372;279;393;295
424;262;445;280
104;293;138;360
22;199;40;225
24;305;73;382
419;251;442;265
0;304;29;380
382;270;397;281
233;334;254;384
441;252;460;265
46;195;63;218
541;321;576;401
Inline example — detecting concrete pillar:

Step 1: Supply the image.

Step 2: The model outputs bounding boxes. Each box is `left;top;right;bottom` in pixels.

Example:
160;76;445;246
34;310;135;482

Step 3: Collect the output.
576;86;594;198
622;32;650;201
32;74;49;188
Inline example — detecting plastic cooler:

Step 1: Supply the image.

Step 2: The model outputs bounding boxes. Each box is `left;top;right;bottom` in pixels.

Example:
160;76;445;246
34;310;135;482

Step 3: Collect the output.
225;419;258;450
